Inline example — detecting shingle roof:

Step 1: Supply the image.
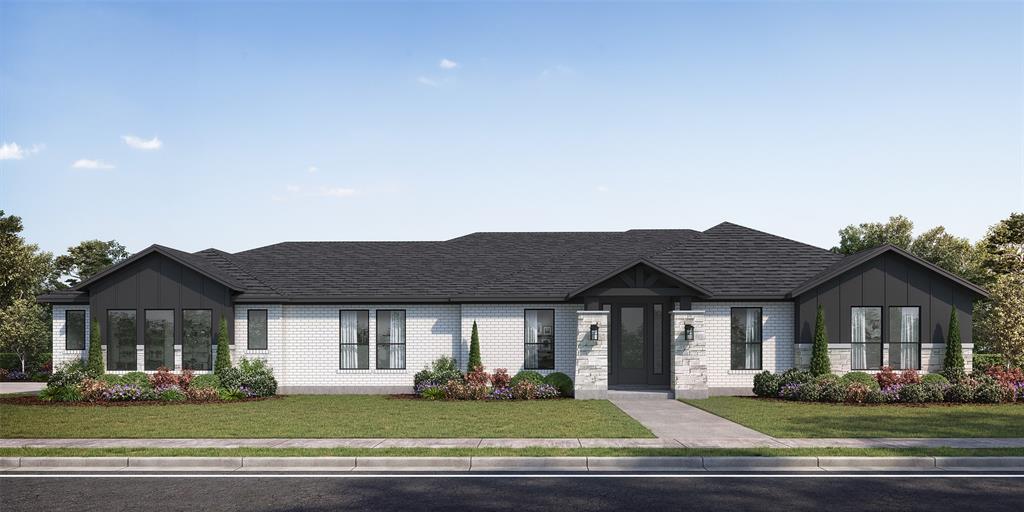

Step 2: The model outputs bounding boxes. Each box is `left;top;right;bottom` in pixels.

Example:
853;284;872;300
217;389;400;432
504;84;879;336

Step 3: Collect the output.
40;223;857;303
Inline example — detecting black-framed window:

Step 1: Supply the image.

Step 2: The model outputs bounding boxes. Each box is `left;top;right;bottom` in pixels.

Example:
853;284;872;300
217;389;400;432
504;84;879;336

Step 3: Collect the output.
888;306;921;370
524;309;555;370
182;309;213;371
340;310;370;370
65;310;86;351
730;307;762;370
248;309;268;350
376;310;406;369
107;310;137;371
851;306;883;370
144;310;175;370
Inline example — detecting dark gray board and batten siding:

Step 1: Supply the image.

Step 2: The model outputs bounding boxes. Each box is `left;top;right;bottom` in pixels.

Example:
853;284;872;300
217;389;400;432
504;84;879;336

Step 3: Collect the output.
794;251;976;345
88;252;235;352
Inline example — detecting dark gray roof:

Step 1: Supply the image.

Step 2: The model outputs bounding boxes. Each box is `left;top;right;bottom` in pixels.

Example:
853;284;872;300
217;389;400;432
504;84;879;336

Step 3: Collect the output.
39;223;868;303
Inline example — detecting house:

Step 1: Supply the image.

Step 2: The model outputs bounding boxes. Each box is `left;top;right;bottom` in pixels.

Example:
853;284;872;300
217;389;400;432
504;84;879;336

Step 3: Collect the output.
37;222;988;398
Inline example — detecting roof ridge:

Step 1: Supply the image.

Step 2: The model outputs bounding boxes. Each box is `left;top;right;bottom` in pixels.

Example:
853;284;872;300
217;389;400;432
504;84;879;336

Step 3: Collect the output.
200;248;285;296
704;221;832;254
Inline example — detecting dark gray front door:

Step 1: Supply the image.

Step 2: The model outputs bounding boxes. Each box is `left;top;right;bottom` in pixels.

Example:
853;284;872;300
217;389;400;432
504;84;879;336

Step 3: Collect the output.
609;302;670;387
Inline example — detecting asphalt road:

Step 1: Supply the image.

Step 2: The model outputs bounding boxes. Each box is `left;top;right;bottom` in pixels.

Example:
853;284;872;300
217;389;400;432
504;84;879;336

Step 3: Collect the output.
3;473;1023;511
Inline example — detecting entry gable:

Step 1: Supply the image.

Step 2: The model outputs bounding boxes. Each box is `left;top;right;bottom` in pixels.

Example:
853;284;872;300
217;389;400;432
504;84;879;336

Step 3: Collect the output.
567;259;711;299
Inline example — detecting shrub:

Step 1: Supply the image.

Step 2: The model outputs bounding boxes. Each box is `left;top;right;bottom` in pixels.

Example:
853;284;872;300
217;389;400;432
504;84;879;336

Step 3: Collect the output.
864;388;885;404
218;367;242;390
467;321;482;372
85;320;104;377
465;366;490;387
47;360;89;388
510;370;544;387
418;383;446;400
779;368;812;387
178;369;194;390
945;381;976;403
7;370;28;381
415;356;463;388
973;353;1008;374
186;387;219;401
0;352;19;371
120;372;152;390
797;382;823;402
840;372;879;390
237;358;277;397
190;373;221;390
534;383;560;399
218;387;246;401
880;384;903;403
489;387;514;400
443;380;469;400
40;385;81;402
921;373;950;386
985;366;1024;388
156;384;186;401
943;367;968;384
214;317;231;376
820;380;846;403
511;380;536;400
778;382;802;400
466;383;489;400
944;308;965;376
875;367;901;388
0;368;8;381
79;378;110;402
899;383;929;403
900;369;921;385
923;382;947;402
491;368;512;388
543;372;574;397
753;371;782;397
809;305;831;376
975;382;1004;403
103;384;144;401
99;374;122;386
150;367;179;388
845;382;870;403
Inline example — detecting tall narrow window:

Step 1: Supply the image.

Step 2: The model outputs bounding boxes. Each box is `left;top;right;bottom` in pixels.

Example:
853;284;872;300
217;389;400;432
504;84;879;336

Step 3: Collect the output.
340;310;369;369
107;310;137;371
248;309;268;350
851;307;882;370
730;307;762;370
182;310;213;371
524;309;555;370
65;310;86;350
889;306;920;370
376;310;406;369
144;310;175;370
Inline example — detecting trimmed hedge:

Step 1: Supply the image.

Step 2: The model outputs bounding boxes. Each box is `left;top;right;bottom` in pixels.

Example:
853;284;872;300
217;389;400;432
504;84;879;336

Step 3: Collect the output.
543;372;574;397
755;369;1023;405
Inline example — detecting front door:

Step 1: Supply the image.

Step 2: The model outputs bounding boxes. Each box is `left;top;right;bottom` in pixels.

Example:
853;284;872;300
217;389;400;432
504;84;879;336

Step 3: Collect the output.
609;302;670;387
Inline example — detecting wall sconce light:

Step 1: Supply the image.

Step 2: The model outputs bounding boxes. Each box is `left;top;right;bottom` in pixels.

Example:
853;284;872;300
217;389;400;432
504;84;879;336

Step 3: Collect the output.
684;324;695;341
590;323;600;341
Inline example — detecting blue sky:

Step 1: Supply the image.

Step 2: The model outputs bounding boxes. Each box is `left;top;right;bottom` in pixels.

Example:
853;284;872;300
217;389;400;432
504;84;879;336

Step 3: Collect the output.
1;1;1021;255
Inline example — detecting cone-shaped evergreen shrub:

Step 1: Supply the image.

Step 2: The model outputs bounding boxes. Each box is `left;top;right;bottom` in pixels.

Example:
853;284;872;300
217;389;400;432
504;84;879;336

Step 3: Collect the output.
809;304;831;376
86;319;104;377
467;321;482;372
944;308;965;374
215;316;231;375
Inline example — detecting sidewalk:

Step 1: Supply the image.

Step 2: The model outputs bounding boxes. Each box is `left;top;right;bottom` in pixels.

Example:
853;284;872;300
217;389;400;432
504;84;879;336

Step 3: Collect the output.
4;437;1024;449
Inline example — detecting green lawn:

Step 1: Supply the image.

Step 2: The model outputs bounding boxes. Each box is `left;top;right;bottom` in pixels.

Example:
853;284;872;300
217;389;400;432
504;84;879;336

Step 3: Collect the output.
683;397;1024;438
0;395;652;439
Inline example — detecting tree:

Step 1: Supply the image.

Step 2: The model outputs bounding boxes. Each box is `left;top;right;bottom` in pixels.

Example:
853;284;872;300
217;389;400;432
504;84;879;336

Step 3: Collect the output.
833;215;914;255
467;321;481;372
975;272;1024;369
0;210;55;308
910;226;984;284
978;212;1024;285
53;239;129;288
215;316;231;374
0;298;49;372
809;305;831;376
943;308;965;378
86;319;104;376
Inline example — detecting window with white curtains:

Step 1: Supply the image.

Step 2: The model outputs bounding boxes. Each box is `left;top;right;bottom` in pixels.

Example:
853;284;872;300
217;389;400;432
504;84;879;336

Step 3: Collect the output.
730;308;762;370
376;310;406;370
339;310;369;370
851;307;882;370
888;307;920;370
524;309;555;370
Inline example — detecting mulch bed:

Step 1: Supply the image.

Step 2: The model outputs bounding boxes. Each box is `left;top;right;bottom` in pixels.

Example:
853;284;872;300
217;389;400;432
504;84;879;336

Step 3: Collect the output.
739;396;1019;407
0;395;277;407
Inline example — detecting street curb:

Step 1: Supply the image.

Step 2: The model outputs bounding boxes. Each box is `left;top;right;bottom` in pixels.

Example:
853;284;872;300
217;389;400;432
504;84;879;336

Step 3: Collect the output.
3;456;1023;472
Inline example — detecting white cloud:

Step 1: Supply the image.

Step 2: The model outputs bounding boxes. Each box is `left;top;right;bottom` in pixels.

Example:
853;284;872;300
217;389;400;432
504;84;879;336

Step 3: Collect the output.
121;135;162;150
0;142;25;160
317;186;356;198
1;142;44;160
596;185;609;193
417;76;440;87
307;165;319;174
439;58;459;70
72;159;115;170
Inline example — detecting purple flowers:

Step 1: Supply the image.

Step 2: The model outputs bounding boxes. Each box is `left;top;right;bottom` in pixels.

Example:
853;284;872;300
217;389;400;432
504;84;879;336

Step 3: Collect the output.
103;384;144;401
778;383;802;400
489;387;514;400
533;384;560;399
881;384;903;403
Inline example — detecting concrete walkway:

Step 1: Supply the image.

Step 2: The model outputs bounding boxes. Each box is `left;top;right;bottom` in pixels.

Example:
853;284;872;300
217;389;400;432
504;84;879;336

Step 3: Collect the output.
610;398;786;447
0;383;45;395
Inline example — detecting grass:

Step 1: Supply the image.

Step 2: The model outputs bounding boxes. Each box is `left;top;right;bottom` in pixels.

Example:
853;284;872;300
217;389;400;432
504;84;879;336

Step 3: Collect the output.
1;447;1023;458
0;395;652;439
682;397;1024;438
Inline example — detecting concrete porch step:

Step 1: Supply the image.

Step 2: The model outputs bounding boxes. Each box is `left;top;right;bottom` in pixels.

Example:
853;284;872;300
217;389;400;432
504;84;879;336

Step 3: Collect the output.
607;389;675;400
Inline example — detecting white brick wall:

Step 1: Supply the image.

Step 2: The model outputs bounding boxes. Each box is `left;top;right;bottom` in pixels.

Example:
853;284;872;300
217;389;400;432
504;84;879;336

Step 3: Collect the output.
459;304;580;377
692;302;794;389
51;305;90;368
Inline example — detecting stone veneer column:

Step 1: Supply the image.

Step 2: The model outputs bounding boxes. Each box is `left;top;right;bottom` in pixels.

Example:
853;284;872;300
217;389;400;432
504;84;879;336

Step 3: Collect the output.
575;310;610;399
671;310;708;399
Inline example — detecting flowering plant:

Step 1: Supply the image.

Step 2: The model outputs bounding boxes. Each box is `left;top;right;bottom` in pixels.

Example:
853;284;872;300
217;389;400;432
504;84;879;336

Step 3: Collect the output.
533;384;560;399
103;384;145;401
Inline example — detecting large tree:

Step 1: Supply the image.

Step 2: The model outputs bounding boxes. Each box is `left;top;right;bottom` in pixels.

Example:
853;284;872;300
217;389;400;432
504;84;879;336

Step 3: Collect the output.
833;215;914;255
0;298;49;372
53;239;129;288
973;213;1024;364
0;210;54;308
